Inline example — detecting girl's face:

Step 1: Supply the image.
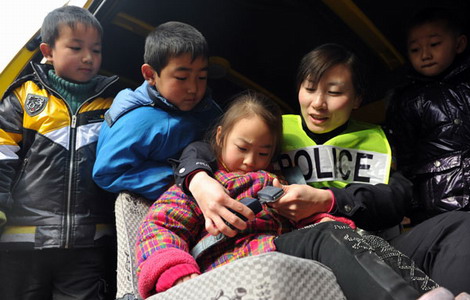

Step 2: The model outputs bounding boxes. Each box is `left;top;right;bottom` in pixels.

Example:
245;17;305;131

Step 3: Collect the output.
217;115;274;173
298;63;361;134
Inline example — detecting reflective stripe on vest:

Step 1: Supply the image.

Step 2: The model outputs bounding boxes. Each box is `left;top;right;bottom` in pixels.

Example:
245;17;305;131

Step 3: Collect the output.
278;115;391;188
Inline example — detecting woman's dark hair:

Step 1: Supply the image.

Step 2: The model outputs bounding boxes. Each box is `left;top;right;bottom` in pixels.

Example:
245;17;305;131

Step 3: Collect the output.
296;43;366;100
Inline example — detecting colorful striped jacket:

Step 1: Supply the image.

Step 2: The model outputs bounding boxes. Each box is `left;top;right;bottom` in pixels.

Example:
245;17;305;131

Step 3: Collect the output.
136;167;355;298
135;168;294;298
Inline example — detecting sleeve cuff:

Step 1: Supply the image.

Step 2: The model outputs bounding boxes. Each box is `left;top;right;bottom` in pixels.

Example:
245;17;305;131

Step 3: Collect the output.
326;189;336;213
156;263;200;293
174;161;214;194
138;248;200;298
296;213;356;230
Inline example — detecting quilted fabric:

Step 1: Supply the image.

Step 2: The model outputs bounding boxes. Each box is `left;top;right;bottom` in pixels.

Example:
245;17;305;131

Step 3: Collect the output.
150;252;345;300
115;192;153;300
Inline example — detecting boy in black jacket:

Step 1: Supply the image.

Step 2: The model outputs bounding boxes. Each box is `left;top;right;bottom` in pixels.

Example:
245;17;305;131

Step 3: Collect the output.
0;6;118;299
386;7;470;294
387;7;469;221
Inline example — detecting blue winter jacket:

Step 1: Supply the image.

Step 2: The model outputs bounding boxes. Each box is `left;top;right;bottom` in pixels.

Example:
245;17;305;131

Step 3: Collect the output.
93;81;222;200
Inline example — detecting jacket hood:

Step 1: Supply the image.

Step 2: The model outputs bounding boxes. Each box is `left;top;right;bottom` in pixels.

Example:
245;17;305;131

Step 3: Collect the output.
105;81;218;127
105;81;154;126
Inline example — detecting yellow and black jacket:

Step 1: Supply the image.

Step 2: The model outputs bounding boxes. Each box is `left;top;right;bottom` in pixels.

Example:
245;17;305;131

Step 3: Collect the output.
0;62;119;250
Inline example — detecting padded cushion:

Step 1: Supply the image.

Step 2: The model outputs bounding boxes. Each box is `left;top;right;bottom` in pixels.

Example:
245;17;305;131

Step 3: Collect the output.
150;252;345;300
115;192;152;300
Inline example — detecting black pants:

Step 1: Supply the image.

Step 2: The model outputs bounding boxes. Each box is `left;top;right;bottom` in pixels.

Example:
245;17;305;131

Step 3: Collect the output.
390;211;470;295
0;247;114;300
274;222;438;300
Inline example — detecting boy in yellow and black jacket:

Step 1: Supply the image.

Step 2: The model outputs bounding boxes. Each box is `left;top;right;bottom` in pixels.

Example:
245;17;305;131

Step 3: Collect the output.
0;6;118;299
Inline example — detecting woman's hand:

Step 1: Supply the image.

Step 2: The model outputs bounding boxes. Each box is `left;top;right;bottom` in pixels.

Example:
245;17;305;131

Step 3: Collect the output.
174;273;199;286
269;178;333;222
189;171;255;237
317;216;336;223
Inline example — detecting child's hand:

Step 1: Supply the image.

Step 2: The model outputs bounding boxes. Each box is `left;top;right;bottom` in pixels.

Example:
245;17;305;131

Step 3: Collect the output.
189;172;255;237
268;178;333;222
174;273;199;286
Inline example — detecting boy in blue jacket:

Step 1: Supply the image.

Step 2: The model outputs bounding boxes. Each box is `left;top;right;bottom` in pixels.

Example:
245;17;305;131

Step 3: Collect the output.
93;21;222;200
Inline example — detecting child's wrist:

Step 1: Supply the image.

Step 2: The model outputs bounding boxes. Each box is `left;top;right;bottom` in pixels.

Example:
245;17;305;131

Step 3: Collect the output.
187;170;210;193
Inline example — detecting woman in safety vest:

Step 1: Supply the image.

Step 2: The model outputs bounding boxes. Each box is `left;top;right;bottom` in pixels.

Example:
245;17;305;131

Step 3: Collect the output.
172;43;470;298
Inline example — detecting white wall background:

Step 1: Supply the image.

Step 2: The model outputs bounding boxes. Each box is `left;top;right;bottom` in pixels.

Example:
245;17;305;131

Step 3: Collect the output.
0;0;87;71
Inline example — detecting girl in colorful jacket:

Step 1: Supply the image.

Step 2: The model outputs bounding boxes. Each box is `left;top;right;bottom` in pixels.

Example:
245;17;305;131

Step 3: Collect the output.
135;90;441;300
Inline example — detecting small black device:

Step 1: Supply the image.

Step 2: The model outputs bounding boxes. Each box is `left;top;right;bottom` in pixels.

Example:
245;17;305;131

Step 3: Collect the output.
194;186;284;257
257;186;284;203
225;186;284;228
228;197;263;221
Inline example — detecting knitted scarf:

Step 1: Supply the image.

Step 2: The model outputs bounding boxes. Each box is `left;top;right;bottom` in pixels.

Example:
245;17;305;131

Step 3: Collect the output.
48;69;97;113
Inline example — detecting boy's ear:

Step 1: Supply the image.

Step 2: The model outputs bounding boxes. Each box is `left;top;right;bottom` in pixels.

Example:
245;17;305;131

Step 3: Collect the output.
456;34;468;54
141;64;157;85
39;43;53;61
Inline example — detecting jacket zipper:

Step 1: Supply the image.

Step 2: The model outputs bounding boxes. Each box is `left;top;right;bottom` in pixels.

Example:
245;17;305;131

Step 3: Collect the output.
34;71;73;248
65;115;77;248
34;65;118;248
63;85;118;248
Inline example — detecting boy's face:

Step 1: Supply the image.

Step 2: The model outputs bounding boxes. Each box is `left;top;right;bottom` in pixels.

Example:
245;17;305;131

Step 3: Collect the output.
40;23;102;83
407;22;467;77
143;54;208;111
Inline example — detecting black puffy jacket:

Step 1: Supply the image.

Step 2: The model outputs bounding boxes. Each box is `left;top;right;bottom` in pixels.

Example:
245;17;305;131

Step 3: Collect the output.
386;55;470;223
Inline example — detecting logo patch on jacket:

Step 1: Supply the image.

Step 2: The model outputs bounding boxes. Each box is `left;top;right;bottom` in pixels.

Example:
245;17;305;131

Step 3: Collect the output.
25;93;48;116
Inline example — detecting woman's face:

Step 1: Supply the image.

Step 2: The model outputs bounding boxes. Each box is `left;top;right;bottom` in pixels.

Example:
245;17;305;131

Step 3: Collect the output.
298;63;361;134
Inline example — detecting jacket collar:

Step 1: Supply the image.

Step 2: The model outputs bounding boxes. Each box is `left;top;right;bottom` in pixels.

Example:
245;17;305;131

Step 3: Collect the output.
407;54;470;83
105;80;216;127
30;62;119;99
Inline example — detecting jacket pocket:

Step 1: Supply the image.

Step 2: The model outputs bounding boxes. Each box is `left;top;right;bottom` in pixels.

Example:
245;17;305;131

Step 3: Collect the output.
413;153;465;212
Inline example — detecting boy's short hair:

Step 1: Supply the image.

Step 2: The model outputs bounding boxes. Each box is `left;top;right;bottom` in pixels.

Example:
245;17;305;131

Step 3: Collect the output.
406;7;465;38
144;21;209;75
41;6;103;47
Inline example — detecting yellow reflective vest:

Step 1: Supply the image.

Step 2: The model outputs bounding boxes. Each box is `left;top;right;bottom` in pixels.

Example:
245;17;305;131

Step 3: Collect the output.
279;115;391;189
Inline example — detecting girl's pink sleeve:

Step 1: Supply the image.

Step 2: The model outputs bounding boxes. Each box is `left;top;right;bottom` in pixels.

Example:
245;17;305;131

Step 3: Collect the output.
135;186;204;298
